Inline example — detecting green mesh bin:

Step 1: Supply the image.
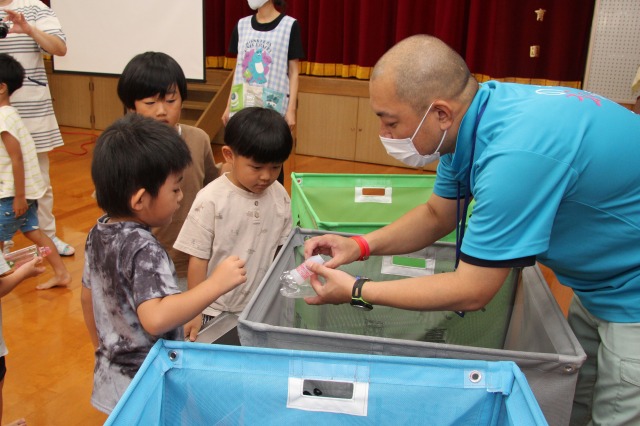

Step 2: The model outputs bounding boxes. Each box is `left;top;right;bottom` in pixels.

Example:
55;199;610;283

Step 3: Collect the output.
291;173;472;243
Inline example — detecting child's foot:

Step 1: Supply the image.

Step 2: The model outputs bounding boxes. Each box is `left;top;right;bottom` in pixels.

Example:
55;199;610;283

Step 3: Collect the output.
6;418;27;426
36;272;72;290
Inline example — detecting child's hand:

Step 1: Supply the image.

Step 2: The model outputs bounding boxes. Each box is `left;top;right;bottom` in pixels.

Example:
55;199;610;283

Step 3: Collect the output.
209;255;246;293
184;315;202;342
13;196;28;218
15;257;46;279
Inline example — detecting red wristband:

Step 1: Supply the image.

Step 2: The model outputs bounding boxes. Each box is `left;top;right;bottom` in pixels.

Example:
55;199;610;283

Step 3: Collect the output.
350;235;370;261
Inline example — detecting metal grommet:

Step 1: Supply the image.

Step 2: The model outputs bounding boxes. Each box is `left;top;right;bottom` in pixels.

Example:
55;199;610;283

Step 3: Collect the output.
168;350;178;362
563;364;575;373
469;370;482;383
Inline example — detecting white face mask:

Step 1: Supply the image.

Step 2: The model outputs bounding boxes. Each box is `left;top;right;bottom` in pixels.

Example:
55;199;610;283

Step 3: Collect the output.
379;102;447;168
248;0;269;10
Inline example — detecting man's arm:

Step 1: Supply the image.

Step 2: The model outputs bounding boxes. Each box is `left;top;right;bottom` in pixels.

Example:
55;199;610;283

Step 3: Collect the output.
366;193;460;256
305;259;510;312
5;10;67;56
362;261;509;311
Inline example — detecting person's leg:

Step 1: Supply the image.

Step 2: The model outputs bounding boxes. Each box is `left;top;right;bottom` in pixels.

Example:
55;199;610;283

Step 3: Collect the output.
36;152;74;256
19;203;70;289
0;357;4;425
568;296;599;426
0;357;23;426
1;195;16;255
35;152;55;238
23;229;71;290
590;318;640;425
0;198;21;259
569;295;640;426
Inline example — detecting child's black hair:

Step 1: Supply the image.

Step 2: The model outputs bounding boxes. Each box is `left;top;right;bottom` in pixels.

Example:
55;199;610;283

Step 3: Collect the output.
117;51;187;110
91;113;192;218
0;53;25;95
224;107;293;164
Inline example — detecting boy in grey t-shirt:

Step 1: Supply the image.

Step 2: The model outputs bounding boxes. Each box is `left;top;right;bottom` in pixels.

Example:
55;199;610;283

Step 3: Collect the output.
81;114;247;414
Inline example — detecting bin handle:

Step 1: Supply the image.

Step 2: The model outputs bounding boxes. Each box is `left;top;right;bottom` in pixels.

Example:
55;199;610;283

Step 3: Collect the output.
287;377;369;416
354;186;392;204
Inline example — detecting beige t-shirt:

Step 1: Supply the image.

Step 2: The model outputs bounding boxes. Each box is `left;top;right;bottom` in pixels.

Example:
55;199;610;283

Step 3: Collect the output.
153;124;218;280
174;174;291;316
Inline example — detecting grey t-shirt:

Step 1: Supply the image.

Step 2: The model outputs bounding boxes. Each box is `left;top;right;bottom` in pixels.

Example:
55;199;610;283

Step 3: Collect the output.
83;215;183;413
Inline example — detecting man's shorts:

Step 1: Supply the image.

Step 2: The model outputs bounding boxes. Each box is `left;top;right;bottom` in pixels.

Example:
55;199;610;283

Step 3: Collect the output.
0;198;39;241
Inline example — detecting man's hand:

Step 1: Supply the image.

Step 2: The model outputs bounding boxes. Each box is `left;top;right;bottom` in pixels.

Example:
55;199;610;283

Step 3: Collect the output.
303;261;355;306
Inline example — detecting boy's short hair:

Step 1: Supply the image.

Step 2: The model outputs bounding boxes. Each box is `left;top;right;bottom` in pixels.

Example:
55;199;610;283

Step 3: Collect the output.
224;107;293;164
92;113;192;218
0;53;25;95
117;51;187;110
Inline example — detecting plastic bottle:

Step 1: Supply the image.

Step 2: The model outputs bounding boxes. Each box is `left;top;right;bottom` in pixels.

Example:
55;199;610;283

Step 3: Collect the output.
0;245;51;276
279;254;325;298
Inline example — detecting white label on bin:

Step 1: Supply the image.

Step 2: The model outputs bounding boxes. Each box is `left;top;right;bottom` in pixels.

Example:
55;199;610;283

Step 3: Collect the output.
287;377;369;416
381;249;436;277
355;186;392;203
380;256;436;277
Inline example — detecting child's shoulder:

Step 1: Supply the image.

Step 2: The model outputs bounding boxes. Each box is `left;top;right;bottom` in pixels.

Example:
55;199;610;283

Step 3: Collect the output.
179;124;209;145
0;105;18;120
269;180;290;199
179;124;213;159
190;176;229;208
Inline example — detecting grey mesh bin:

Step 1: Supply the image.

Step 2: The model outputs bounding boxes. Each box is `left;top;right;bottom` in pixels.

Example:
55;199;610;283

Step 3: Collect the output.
238;228;586;426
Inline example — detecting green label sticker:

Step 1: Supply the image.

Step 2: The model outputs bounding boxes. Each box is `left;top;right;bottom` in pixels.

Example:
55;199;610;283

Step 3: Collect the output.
391;256;427;269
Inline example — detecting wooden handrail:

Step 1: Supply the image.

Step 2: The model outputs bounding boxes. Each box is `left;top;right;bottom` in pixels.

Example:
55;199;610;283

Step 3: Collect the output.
196;71;233;140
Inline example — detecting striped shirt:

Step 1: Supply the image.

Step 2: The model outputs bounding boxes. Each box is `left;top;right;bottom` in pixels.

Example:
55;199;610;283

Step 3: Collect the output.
0;0;65;152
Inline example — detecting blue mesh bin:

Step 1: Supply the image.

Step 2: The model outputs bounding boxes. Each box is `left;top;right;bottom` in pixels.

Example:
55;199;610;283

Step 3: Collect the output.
106;340;547;425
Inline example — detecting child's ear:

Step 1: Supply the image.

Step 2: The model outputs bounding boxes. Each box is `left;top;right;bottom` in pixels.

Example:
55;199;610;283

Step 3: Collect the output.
129;188;147;212
221;146;235;163
0;82;7;95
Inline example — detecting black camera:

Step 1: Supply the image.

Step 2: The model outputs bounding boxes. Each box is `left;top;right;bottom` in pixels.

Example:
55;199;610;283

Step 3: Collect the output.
0;18;9;39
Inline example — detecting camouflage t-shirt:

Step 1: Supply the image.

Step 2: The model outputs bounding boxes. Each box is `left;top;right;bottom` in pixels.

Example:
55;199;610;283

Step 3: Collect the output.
82;215;183;414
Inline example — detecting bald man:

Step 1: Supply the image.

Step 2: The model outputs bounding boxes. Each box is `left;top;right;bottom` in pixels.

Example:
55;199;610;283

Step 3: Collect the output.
304;35;640;426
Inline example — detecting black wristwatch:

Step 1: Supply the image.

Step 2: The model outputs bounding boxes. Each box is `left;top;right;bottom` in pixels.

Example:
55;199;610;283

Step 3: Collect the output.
350;276;373;310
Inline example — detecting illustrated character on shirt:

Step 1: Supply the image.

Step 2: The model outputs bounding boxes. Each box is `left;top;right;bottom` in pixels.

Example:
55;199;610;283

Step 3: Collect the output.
242;48;271;85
